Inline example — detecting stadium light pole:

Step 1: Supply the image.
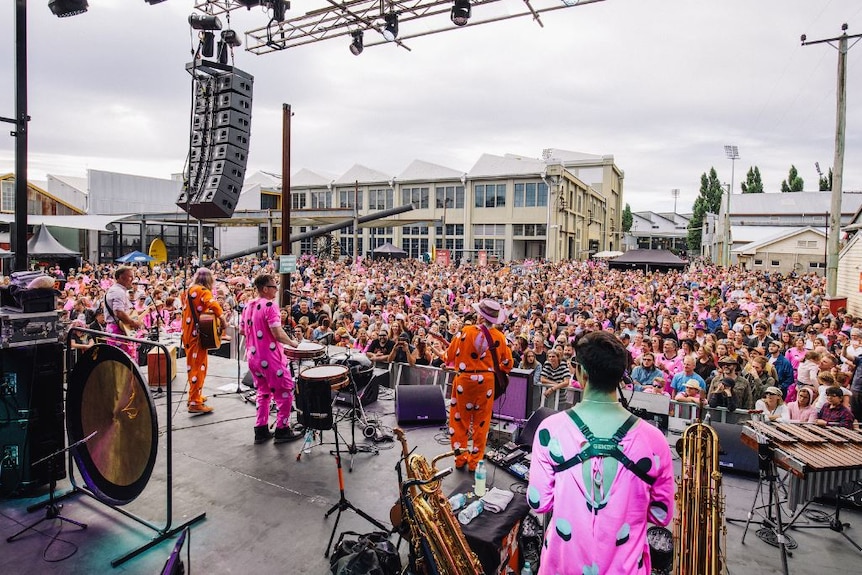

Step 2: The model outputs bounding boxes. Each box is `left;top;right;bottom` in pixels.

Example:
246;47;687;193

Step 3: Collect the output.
724;145;739;267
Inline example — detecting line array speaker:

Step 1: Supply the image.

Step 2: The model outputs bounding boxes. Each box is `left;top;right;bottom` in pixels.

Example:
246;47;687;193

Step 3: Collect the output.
0;343;65;497
178;61;254;219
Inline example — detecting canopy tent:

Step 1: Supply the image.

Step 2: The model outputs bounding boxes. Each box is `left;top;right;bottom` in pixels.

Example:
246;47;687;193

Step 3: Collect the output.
27;224;80;257
592;250;624;259
371;242;408;259
116;250;155;263
607;249;686;272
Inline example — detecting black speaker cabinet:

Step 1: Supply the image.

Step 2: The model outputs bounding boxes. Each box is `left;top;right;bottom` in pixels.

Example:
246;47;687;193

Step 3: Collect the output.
516;407;556;450
0;343;66;496
396;385;447;425
333;381;379;407
713;421;760;475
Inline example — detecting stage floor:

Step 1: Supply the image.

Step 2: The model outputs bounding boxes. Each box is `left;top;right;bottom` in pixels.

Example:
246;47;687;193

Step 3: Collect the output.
2;353;862;575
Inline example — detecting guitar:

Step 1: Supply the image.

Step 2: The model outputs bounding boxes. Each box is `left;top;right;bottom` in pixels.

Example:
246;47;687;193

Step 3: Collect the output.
198;313;223;350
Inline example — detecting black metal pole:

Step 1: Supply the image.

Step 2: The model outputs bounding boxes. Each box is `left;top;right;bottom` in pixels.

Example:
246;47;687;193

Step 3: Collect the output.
13;0;28;272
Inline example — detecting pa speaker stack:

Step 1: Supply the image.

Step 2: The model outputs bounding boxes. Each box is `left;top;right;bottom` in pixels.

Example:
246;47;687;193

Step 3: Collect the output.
178;61;253;220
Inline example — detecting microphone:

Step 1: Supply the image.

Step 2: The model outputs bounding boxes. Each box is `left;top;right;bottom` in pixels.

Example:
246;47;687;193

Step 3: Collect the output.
315;333;333;343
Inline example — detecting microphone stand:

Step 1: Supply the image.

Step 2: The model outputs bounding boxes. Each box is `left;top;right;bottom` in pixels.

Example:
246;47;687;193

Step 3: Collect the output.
214;302;253;401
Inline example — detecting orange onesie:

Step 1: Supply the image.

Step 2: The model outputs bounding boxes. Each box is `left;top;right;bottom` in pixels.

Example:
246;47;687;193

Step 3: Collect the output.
446;323;513;470
181;285;223;406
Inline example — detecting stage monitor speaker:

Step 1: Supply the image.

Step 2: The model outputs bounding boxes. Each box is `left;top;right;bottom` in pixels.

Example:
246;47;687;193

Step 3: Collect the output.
713;421;760;475
0;343;66;497
492;368;533;421
396;385;447;425
516;407;556;450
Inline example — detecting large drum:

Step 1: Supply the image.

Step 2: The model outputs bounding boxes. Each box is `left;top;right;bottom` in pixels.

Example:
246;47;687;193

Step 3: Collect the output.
66;344;158;506
284;341;326;362
329;353;374;389
295;365;349;430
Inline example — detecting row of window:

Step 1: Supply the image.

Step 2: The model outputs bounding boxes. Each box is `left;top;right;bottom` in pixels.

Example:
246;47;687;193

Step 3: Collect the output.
752;259;826;268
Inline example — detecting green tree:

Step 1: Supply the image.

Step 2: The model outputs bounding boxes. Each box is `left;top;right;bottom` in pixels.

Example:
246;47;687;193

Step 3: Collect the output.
687;167;725;252
622;203;633;232
741;166;764;193
819;167;833;191
780;165;804;192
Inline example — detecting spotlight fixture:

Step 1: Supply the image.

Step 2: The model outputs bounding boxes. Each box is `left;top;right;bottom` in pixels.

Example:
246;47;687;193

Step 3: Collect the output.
49;0;88;17
201;31;215;58
349;30;364;55
221;29;242;48
189;13;223;31
450;0;471;27
382;12;399;42
269;0;289;22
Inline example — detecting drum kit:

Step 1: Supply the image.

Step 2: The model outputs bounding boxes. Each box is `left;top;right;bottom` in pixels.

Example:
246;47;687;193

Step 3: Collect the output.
283;341;379;461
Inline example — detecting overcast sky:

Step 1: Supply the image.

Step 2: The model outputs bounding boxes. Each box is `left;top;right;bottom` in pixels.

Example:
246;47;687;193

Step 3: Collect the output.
2;0;862;214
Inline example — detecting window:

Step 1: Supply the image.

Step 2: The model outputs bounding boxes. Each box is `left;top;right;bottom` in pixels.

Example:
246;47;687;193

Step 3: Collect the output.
512;224;547;236
754;259;763;266
435;185;464;209
1;180;14;212
474;184;506;208
796;240;818;248
401;187;429;209
402;238;429;259
809;261;827;269
338;189;363;209
261;192;279;210
369;188;393;210
435;223;464;237
298;226;317;254
291;191;307;210
403;225;429;236
473;238;504;255
339;227;362;258
513;182;549;208
473;224;505;236
311;191;332;209
771;260;780;267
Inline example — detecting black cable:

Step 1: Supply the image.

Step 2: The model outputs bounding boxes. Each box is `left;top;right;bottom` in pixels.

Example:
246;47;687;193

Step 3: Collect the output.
42;519;79;563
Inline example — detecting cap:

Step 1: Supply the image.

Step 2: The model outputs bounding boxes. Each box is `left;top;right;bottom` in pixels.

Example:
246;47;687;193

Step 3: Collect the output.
718;356;738;366
684;380;701;390
695;322;706;330
764;386;783;397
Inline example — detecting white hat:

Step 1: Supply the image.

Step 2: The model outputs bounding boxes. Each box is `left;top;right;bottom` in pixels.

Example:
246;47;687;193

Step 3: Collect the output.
684;379;701;390
472;298;508;325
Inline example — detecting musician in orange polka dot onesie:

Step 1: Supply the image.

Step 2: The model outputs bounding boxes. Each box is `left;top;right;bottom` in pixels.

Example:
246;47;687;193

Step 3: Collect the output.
446;298;513;471
181;268;226;414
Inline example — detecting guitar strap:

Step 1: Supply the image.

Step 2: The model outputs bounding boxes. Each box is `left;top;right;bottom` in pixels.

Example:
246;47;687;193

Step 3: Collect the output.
186;288;201;328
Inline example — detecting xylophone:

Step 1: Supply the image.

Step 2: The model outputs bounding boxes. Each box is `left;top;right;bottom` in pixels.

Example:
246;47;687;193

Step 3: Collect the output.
741;421;862;511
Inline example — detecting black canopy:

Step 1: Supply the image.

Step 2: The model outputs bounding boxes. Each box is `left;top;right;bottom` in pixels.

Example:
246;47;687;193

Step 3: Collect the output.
371;242;408;259
607;249;686;272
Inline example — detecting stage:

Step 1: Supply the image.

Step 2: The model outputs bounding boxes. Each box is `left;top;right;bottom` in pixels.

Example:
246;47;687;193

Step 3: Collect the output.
2;352;862;574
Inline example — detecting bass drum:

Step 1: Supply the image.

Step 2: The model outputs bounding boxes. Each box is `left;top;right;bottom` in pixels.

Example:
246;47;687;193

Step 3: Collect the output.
329;352;374;388
66;344;158;506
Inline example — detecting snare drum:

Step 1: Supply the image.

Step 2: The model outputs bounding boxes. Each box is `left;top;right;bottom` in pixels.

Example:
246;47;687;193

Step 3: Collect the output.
284;341;325;361
295;365;349;431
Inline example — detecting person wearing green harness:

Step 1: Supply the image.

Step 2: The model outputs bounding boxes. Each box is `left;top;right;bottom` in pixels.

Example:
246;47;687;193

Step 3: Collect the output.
526;331;675;575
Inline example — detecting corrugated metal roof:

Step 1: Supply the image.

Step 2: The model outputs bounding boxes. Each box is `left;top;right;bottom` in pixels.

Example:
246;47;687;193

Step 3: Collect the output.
397;160;464;183
468;153;545;178
730;191;862;216
334;164;392;185
50;174;88;194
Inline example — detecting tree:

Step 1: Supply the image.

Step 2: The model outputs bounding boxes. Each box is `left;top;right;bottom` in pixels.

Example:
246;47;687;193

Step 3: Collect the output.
741;166;764;193
622;203;633;232
780;165;804;192
819;167;833;191
687;167;725;252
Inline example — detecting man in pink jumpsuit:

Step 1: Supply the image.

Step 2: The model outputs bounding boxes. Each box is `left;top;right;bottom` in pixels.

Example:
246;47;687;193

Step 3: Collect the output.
242;274;303;444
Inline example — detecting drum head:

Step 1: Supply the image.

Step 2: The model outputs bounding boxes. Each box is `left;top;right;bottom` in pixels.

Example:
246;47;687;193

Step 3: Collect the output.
301;365;349;380
67;344;158;506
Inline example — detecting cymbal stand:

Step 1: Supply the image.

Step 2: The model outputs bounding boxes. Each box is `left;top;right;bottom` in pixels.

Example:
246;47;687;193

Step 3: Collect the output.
331;367;378;472
323;415;389;558
7;432;95;542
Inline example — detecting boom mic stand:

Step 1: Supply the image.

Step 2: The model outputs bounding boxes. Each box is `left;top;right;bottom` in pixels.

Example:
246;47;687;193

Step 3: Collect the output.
7;431;97;542
331;352;378;472
213;305;253;402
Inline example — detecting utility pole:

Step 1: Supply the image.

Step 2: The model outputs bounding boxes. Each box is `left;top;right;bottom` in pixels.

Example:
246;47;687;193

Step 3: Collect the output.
802;24;862;297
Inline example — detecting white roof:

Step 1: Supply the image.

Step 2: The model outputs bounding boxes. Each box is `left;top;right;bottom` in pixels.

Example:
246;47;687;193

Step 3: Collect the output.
292;168;336;188
0;213;132;231
468;153;545;179
243;171;281;188
50;174;88;194
334;164;392;185
729;191;862;216
397;160;464;183
732;226;825;255
540;148;605;163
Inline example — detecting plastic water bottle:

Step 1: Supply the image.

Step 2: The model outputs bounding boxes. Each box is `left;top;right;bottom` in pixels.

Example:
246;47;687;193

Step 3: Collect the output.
521;561;533;575
474;460;487;496
447;492;467;512
457;499;484;525
302;429;314;454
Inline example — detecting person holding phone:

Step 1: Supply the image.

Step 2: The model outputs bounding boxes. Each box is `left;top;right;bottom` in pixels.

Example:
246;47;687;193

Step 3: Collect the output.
389;333;415;365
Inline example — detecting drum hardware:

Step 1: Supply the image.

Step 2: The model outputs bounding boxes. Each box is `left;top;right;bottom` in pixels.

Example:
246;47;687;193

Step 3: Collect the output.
328;350;379;471
50;330;207;568
323;411;389;559
6;430;96;544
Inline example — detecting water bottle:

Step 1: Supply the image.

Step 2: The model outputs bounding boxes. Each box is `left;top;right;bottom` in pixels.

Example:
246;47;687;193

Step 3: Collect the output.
302;429;314;454
521;560;533;575
457;499;484;525
447;492;467;512
474;460;487;496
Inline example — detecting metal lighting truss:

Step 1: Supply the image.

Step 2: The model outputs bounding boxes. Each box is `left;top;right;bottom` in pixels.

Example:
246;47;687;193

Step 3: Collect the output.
194;0;606;54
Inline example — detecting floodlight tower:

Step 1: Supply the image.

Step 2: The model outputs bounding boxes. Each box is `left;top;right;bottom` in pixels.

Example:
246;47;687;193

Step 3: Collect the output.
724;145;739;267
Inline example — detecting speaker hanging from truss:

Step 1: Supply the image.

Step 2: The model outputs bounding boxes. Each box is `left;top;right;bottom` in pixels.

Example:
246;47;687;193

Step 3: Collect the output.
177;60;253;219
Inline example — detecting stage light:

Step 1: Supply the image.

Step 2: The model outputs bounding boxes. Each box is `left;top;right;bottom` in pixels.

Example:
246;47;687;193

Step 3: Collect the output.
201;31;215;58
269;0;289;22
48;0;88;17
189;13;222;31
144;0;169;4
349;30;364;55
382;12;398;42
450;0;471;26
221;29;242;48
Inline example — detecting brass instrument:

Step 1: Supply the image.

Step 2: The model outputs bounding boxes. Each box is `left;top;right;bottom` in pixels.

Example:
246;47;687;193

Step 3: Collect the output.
394;428;484;575
673;422;726;575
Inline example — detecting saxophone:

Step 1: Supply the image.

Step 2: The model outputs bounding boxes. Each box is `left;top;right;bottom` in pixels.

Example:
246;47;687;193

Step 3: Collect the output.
673;421;726;575
394;428;484;575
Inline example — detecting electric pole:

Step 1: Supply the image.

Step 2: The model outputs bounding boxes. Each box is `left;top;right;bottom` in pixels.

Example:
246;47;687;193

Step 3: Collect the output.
802;24;862;297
